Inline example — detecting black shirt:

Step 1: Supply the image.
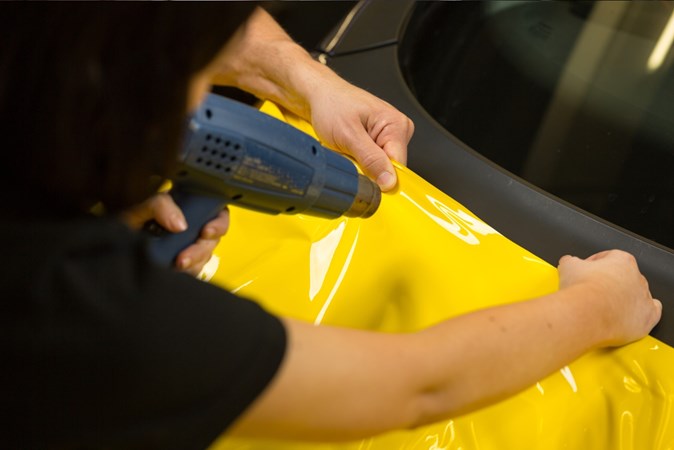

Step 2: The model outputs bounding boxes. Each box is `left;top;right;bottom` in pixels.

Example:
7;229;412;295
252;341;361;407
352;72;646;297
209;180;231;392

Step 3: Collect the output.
0;215;286;449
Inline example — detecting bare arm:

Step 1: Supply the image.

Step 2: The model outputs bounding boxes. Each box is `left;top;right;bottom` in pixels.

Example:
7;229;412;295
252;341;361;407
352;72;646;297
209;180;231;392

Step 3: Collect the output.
228;250;661;441
210;7;414;191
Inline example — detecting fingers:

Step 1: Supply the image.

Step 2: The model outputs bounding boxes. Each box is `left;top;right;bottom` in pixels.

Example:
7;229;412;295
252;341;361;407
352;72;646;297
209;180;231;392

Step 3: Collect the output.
364;109;413;165
365;111;413;191
559;249;635;266
310;82;414;193
200;209;230;239
343;127;399;191
175;238;220;275
123;193;230;276
559;249;662;345
146;193;188;233
557;250;646;295
337;116;414;192
585;249;631;263
176;208;230;274
382;141;408;167
558;254;577;265
652;298;663;322
641;297;663;337
560;250;659;312
120;192;187;231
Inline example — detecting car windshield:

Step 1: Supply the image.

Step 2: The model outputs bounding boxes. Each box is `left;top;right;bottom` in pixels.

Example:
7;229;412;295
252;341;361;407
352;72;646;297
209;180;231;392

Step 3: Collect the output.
400;1;674;251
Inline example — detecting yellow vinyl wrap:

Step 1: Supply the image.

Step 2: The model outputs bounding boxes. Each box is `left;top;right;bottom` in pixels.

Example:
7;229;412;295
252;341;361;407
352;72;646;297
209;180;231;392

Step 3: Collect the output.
207;102;674;450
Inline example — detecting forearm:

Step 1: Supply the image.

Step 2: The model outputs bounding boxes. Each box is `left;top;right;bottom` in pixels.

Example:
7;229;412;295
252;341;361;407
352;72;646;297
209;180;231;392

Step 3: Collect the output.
229;252;658;441
210;6;412;189
212;7;335;120
231;284;610;441
409;283;607;424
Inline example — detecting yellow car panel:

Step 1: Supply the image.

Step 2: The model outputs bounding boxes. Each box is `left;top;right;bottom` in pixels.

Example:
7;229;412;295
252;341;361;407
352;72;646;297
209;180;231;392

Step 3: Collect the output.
206;102;674;450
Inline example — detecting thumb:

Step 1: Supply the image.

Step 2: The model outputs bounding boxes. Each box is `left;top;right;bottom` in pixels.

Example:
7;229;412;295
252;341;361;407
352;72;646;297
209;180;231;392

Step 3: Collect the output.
340;127;398;191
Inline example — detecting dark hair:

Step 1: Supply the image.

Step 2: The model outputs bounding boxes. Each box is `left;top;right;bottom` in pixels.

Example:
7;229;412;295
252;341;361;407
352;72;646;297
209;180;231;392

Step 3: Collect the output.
0;2;256;217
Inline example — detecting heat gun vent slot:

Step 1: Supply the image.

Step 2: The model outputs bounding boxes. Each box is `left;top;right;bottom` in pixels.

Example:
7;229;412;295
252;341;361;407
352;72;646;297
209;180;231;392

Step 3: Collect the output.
196;133;243;174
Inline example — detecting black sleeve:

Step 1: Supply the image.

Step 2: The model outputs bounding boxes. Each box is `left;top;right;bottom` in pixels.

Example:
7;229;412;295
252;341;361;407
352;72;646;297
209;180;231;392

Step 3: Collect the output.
101;267;287;450
5;222;286;450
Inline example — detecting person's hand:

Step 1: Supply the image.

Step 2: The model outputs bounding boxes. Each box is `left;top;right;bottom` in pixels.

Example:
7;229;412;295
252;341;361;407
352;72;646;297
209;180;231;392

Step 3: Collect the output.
558;250;662;346
207;8;413;191
121;193;230;276
306;78;414;192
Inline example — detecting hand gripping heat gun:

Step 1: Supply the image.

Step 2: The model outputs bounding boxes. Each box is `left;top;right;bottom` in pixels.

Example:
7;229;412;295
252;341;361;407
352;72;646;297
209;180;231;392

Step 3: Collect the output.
146;93;381;266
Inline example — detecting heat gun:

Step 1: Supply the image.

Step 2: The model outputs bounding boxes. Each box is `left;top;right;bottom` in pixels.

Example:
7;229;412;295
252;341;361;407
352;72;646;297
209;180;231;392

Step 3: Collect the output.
146;93;381;266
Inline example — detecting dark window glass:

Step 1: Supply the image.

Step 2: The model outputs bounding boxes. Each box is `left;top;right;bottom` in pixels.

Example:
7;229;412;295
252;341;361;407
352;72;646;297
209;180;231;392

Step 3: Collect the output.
400;1;674;250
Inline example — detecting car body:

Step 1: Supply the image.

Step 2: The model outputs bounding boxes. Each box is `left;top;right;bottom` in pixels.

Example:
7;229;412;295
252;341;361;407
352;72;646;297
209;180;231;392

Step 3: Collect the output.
206;3;674;448
208;101;674;450
316;0;674;346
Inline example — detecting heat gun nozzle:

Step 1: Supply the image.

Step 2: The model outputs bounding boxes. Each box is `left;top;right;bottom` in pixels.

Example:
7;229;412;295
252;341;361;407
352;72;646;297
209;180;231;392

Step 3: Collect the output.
345;174;381;218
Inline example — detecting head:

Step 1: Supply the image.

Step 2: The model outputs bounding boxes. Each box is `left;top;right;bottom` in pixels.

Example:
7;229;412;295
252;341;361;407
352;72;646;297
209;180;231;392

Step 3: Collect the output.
0;3;257;217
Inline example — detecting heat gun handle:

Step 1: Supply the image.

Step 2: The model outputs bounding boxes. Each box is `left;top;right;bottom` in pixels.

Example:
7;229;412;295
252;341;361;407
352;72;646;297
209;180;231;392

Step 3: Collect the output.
144;188;227;267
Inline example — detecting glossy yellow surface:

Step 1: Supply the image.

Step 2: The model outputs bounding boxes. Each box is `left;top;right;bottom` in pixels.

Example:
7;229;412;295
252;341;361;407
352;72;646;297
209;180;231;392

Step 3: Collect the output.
208;102;674;450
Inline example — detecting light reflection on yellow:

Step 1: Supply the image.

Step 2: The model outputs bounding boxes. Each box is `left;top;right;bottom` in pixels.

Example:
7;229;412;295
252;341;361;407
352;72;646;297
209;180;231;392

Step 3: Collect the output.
208;102;674;450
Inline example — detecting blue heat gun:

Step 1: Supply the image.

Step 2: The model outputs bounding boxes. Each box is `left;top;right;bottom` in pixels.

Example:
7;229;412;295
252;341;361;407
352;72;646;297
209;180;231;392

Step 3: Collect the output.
145;94;381;266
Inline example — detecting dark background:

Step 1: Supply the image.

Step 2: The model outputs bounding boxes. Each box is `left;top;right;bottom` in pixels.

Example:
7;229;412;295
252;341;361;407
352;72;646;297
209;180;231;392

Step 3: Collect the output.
269;2;356;51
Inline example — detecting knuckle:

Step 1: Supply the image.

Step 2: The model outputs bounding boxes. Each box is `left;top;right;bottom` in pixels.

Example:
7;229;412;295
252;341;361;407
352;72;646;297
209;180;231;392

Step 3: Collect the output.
406;118;415;137
626;253;637;265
